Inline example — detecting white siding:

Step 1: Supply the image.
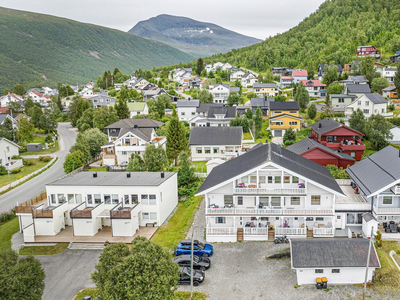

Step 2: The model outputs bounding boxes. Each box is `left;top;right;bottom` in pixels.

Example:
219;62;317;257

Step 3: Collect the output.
296;268;376;285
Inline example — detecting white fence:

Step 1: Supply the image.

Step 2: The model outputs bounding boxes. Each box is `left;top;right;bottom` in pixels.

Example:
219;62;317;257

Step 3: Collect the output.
313;227;335;237
275;228;306;236
244;228;269;235
234;188;306;195
206;227;237;235
336;179;352;185
207;208;334;216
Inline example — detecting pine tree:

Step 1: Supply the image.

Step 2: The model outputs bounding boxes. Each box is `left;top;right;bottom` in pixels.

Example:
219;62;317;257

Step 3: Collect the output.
196;58;204;76
114;98;130;119
394;62;400;94
254;106;263;138
166;108;187;165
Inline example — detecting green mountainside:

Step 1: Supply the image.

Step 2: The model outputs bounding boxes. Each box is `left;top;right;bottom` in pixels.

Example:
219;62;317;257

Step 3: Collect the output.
0;7;194;90
205;0;400;71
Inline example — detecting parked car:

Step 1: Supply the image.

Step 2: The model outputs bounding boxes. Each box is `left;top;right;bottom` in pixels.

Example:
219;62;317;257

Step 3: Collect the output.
175;240;213;257
178;267;205;286
120;161;128;166
173;254;211;271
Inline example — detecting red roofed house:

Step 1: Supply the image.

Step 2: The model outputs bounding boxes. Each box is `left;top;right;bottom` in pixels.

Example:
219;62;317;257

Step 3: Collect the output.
310;118;365;161
292;69;308;83
356;45;381;59
299;80;327;97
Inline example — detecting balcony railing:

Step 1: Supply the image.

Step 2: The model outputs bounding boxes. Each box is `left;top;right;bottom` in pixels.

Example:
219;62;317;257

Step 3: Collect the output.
374;207;400;215
32;209;53;218
275;227;306;236
313;227;335;237
70;210;92;218
206;227;237;235
390;186;400;195
110;210;131;219
234;188;306;195
244;228;269;235
15;192;47;214
207;208;334;216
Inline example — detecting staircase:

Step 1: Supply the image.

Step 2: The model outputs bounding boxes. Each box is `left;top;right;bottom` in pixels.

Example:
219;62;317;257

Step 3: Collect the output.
237;228;244;241
68;243;105;250
307;229;314;238
268;229;275;241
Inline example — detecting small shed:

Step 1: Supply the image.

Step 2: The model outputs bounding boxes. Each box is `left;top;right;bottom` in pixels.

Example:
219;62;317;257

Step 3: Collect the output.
291;239;380;285
206;159;225;174
362;213;379;238
27;143;43;152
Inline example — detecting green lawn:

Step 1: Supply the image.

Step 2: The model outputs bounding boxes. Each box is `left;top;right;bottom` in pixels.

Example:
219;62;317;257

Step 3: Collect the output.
0;217;19;251
151;196;203;249
19;243;69;255
0;158;49;188
74;289;206;300
374;241;400;293
191;161;207;173
20;137;59;155
243;132;253;140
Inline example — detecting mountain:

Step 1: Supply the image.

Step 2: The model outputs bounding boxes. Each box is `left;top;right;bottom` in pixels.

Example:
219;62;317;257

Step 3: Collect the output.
0;7;193;90
205;0;400;72
129;14;262;57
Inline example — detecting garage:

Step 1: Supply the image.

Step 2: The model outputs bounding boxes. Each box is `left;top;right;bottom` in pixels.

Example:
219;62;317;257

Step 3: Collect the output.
274;130;283;137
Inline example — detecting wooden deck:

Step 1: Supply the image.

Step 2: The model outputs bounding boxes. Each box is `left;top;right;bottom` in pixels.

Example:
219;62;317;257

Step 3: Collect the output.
30;226;158;244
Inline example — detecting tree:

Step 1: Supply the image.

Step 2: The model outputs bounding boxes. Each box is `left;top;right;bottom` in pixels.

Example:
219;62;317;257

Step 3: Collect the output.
69;96;90;126
366;114;393;150
349;108;367;135
143;144;169;171
3;88;11;95
227;92;240;106
13;84;26;96
254;106;263;138
327;82;344;95
308;103;317;119
283;127;296;145
295;83;310;111
126;154;145;172
16;116;34;145
230;113;250;133
7;102;23;114
92;237;180;300
322;65;339;86
166;108;187;165
245;108;253;119
114;98;130;119
31;106;43;129
0;250;45;300
395;62;400;93
58;84;75;98
360;57;376;83
306;63;315;80
70;134;91;160
63;150;86;173
76;107;94;131
82;128;108;158
371;77;389;94
24;98;35;116
199;90;212;103
93;106;119;131
208;71;215;78
202;78;216;90
196;58;204;76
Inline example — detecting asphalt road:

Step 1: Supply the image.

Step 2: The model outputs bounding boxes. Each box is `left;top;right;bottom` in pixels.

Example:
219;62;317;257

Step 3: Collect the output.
0;122;77;212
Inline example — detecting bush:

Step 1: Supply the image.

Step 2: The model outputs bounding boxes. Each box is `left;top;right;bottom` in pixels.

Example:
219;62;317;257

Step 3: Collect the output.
11;168;21;174
0;165;7;175
38;156;51;162
326;165;350;179
23;159;35;166
12;155;22;159
0;211;15;223
44;135;53;144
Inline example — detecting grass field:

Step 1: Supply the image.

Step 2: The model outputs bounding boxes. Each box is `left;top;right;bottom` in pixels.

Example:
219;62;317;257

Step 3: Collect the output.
20;136;59;155
74;289;206;300
0;217;19;251
191;161;207;173
19;243;69;256
0;158;49;188
374;241;400;293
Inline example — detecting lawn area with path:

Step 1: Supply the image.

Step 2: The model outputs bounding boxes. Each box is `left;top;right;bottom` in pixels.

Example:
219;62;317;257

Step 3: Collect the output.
0;158;49;188
0;217;19;251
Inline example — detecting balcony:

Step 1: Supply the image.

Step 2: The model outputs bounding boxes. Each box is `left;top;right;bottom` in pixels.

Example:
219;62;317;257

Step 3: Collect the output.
206;227;237;235
234;188;306;195
32;207;54;218
374;207;400;215
15;192;47;214
111;202;140;219
70;208;92;218
243;228;269;235
313;227;334;237
275;227;306;236
206;208;334;216
339;143;366;152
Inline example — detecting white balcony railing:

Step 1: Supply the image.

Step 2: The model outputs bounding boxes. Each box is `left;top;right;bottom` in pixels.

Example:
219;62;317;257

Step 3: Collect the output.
234;188;306;195
390;186;400;195
374;207;400;215
207;208;334;216
275;228;306;236
313;227;335;237
206;227;237;235
244;228;269;235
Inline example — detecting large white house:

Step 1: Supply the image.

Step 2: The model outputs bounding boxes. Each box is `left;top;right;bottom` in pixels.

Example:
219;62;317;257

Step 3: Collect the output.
377;66;397;83
177;99;200;121
195;143;345;242
345;93;389;118
17;172;178;241
209;84;232;104
0;137;23;171
0;93;23;107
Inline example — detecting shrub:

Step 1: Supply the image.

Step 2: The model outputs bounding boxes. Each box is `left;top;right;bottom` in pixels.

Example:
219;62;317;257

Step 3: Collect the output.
44;135;53;144
39;156;51;162
11;168;21;174
23;159;35;166
0;210;15;223
0;165;7;175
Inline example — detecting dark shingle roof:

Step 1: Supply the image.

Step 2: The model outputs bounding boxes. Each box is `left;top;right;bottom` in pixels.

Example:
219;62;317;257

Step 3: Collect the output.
363;93;387;104
382;86;397;92
329;94;357;98
348;75;369;83
189;127;242;146
177;99;200;107
269;101;299;111
286;138;355;161
363;212;377;222
230;87;240;93
291;239;380;268
196;103;223;113
347;84;371;94
251;98;275;108
310;118;363;136
346;146;400;197
105;119;164;129
208;106;236;118
196;143;343;195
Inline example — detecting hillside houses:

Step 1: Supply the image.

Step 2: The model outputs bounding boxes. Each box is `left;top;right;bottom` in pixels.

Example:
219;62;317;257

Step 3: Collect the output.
299;80;326;98
209;84;239;104
0;93;24;107
345;93;390;118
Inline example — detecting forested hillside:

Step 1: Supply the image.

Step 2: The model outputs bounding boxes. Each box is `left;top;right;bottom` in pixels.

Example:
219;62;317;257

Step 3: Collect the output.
0;7;193;90
205;0;400;71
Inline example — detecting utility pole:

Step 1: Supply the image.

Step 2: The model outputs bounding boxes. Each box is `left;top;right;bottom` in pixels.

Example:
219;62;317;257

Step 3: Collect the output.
4;150;11;188
363;227;374;300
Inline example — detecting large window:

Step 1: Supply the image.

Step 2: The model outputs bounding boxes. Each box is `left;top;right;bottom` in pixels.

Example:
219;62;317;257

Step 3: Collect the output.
150;212;157;220
216;217;226;224
271;197;281;207
275;176;281;184
75;194;82;204
213;147;219;154
259;176;266;184
311;195;321;205
124;195;129;205
250;176;257;183
50;194;56;204
87;194;93;205
196;147;202;154
291;197;300;205
142;212;149;219
149;195;156;205
268;176;273;184
131;194;138;204
224;195;233;205
292;176;299;184
68;194;74;204
104;194;111;204
237;196;243;205
284;176;290;183
383;196;392;205
94;194;101;204
347;213;362;224
141;195;149;205
205;147;211;154
259;197;268;207
112;194;119;204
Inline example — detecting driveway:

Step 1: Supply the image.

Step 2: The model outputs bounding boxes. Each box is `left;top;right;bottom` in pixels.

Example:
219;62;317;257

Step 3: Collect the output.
38;249;101;300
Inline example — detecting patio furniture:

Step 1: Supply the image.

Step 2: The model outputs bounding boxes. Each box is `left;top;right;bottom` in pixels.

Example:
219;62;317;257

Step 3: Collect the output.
248;184;257;188
319;224;325;228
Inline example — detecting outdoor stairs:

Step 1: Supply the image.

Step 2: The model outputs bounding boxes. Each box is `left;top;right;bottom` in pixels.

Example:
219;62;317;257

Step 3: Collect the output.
237;228;244;241
307;229;314;238
268;229;275;240
68;243;105;250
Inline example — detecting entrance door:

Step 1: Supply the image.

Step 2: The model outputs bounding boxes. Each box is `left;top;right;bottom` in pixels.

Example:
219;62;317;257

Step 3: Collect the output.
335;214;343;229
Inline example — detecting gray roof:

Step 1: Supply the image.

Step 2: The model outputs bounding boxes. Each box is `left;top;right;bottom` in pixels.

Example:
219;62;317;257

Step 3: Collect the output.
286;138;355;161
0;137;20;148
363;212;377;223
176;99;200;108
329;94;357;98
346;84;371;94
208;106;236;118
196;103;224;113
230;87;240;93
88;95;116;103
311;118;362;136
348;75;369;83
105;119;164;130
382;86;397;92
196;143;344;195
47;172;175;187
291;239;380;268
253;83;275;88
346;146;400;197
189;127;243;146
269;114;302;120
318;64;343;73
363;93;387;104
269;101;299;111
251;98;275;108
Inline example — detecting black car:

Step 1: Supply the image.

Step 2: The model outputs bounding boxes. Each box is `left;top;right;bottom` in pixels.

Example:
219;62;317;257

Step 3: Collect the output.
173;254;211;271
178;267;205;286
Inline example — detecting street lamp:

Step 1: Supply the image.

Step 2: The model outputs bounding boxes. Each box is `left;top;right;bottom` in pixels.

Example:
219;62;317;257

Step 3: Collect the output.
4;150;11;188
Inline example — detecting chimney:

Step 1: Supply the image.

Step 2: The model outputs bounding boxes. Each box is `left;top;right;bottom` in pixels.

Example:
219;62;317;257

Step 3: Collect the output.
127;172;131;178
161;171;165;178
319;123;322;128
134;124;138;128
93;172;97;178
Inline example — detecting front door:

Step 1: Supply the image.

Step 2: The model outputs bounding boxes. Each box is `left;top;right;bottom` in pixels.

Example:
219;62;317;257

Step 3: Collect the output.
335;214;343;229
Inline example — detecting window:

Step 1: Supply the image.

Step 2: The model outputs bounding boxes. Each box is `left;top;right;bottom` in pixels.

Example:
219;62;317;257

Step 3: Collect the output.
291;197;300;205
142;212;149;219
383;196;392;205
216;217;226;224
124;195;129;205
68;194;74;204
112;194;119;204
196;147;202;154
338;98;344;103
358;101;361;106
271;197;281;206
150;212;157;220
181;112;185;116
224;195;233;205
275;176;281;184
149;195;156;205
6;146;9;152
365;101;369;106
382;108;385;113
259;197;268;207
363;109;369;114
104;194;111;204
284;176;290;183
292;176;299;183
241;176;248;183
315;269;323;274
57;194;65;203
311;195;321;205
332;269;340;273
213;147;219;153
94;194;101;204
131;194;138;204
327;136;333;142
87;194;93;205
205;147;211;154
191;112;196;115
316;217;324;221
289;122;298;126
250;176;257;183
350;152;356;157
259;176;266;184
306;217;314;221
141;195;149;205
268;176;273;184
238;196;243;205
122;151;127;155
50;194;56;204
75;194;82;204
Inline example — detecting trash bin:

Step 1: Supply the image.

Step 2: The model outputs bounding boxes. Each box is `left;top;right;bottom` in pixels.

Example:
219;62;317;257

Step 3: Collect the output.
321;277;328;289
83;296;91;300
316;278;322;289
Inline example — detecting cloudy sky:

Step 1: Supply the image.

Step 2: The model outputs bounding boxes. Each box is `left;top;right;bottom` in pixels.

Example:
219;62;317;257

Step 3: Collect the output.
0;0;326;39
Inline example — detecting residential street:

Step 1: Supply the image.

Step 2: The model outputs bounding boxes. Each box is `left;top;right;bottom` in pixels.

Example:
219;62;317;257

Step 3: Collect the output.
0;122;77;212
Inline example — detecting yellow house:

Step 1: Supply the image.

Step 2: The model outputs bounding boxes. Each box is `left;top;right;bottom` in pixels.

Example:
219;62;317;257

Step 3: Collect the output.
253;83;278;97
268;101;301;137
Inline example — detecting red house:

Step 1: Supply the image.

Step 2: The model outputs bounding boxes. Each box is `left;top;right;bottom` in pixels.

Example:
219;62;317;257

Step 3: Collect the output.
310;118;365;161
356;45;381;58
286;138;355;168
